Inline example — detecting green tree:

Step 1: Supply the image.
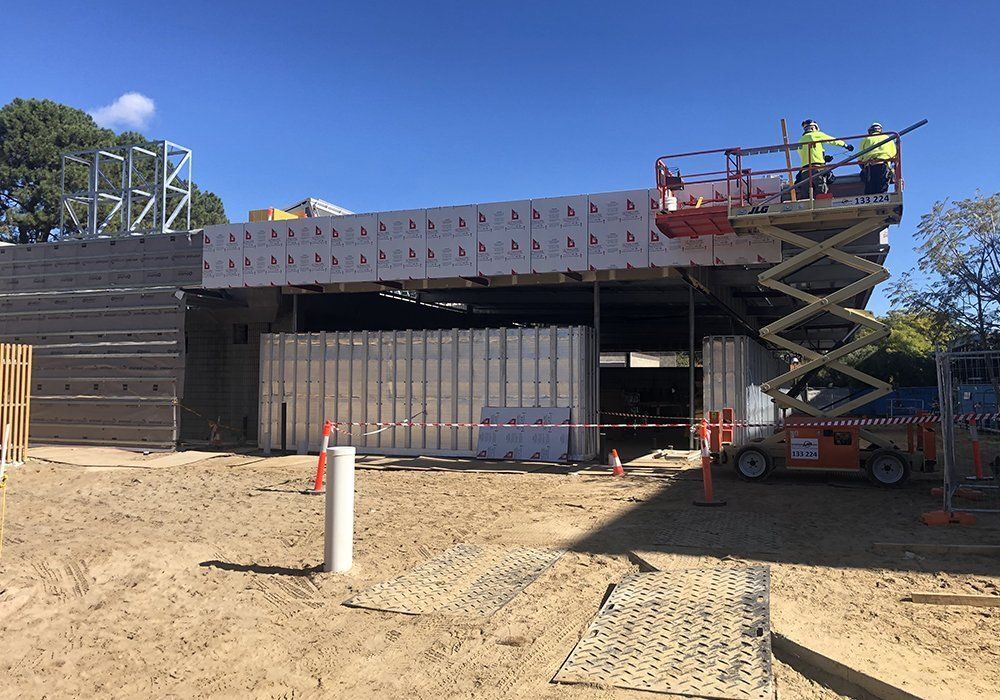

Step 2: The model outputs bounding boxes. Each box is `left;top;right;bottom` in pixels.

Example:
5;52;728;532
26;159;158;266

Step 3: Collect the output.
0;98;228;243
846;311;943;386
889;193;1000;346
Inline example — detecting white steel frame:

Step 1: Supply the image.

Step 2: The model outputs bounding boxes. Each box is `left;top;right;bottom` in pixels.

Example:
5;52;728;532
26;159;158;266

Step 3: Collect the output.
60;141;192;237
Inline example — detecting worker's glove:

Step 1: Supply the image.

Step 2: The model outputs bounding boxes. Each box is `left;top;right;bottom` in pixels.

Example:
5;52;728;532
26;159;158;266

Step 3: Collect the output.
845;144;855;151
824;155;834;163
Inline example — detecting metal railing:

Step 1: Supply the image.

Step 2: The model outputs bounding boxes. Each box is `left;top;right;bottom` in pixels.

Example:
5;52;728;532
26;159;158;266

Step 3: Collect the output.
653;120;927;213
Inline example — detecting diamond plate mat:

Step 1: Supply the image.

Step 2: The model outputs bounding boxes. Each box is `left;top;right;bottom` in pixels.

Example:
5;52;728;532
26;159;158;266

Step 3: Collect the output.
654;511;784;554
554;566;773;700
343;543;563;616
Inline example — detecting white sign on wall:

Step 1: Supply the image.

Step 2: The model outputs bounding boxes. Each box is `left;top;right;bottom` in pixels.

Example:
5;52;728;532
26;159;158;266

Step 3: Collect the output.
285;217;332;285
587;190;649;270
331;213;377;283
475;407;571;462
530;195;587;273
426;204;476;279
377;209;426;281
476;200;530;276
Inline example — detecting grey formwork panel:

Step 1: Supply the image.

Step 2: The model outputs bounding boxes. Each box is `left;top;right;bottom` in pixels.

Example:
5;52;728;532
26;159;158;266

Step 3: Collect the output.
259;327;598;459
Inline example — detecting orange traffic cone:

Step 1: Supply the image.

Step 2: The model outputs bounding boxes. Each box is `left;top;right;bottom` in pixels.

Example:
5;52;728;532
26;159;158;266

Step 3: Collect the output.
610;449;625;477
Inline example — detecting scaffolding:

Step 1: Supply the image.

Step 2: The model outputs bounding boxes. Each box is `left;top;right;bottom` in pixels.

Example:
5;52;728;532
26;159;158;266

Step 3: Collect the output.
59;140;192;238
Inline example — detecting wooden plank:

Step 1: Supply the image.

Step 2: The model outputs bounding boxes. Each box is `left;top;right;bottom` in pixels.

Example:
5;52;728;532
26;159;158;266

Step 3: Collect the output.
23;344;32;460
873;542;1000;557
0;345;11;463
910;592;1000;607
771;631;923;700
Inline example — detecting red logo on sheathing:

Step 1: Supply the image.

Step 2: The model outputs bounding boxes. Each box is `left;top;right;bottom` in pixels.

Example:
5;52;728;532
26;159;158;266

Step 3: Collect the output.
408;248;417;258
626;262;634;269
589;233;598;245
427;248;435;259
360;226;368;236
511;209;519;220
288;228;295;238
332;255;339;265
270;256;277;265
458;246;466;257
650;197;658;210
532;239;540;250
478;241;486;252
271;229;278;238
288;254;294;264
650;230;660;242
204;234;212;246
511;240;519;251
427;219;435;230
566;237;575;248
315;226;323;236
479;211;486;223
244;257;251;267
567;206;575;217
408;219;416;229
531;208;540;220
626;230;635;242
531;452;541;459
458;217;466;228
590;264;596;271
359;254;367;264
203;260;210;270
315;253;323;263
504;451;514;459
379;221;386;232
626;199;635;210
477;450;487;458
589;201;598;213
332;227;340;238
378;250;386;260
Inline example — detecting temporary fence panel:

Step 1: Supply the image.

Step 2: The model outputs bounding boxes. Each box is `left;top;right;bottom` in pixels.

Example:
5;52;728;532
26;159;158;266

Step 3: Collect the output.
702;335;786;445
259;327;598;461
0;343;32;465
936;350;1000;514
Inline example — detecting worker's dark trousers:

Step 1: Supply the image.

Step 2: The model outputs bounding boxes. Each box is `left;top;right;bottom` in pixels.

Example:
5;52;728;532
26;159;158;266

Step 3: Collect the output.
795;167;833;198
861;163;892;194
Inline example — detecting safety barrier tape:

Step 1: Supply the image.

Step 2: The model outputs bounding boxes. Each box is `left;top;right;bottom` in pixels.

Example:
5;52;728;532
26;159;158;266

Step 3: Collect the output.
321;413;1000;430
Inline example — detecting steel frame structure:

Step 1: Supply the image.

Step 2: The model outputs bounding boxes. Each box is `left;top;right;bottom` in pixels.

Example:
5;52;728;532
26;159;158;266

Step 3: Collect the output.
60;140;192;237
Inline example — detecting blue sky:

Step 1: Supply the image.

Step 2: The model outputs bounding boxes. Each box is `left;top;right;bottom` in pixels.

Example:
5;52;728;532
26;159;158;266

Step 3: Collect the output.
4;0;998;312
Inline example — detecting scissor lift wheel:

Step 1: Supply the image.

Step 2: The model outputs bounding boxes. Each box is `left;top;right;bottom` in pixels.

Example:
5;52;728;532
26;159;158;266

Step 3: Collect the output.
734;446;773;481
865;449;910;487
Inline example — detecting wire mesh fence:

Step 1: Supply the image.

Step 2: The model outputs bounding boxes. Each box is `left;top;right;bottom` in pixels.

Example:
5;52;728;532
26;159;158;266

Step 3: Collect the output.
936;349;1000;514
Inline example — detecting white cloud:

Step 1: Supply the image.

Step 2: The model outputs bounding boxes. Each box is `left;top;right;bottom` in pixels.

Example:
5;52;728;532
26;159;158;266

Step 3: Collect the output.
89;92;156;130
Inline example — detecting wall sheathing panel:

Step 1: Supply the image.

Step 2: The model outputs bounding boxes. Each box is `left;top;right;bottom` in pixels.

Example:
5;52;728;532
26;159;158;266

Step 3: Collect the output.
0;233;200;449
702;335;787;445
259;327;598;460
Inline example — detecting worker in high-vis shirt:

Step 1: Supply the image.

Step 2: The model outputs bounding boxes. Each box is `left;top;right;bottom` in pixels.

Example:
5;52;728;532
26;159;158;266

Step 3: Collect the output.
795;119;853;197
857;122;897;194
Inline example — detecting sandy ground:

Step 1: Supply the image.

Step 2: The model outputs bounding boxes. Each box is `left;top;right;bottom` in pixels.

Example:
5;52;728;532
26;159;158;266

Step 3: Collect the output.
1;447;998;699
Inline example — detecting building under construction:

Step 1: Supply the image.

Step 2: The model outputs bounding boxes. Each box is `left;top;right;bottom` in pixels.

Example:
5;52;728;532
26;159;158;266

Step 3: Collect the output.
0;124;924;482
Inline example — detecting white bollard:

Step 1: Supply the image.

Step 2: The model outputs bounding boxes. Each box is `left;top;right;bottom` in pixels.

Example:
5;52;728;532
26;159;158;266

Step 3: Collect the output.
324;446;356;573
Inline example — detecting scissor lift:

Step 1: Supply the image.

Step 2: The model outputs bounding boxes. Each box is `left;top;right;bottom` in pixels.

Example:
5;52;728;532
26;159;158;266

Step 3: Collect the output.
654;121;927;486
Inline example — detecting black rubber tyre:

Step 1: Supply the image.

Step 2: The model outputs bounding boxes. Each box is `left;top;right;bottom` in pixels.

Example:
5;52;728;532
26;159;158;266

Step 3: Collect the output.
865;449;910;487
734;446;773;482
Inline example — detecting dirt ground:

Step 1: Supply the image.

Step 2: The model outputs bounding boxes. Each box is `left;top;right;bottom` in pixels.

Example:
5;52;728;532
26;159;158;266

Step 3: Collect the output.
1;447;998;699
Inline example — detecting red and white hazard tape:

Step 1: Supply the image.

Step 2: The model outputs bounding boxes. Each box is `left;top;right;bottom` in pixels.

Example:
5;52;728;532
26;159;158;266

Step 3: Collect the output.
322;413;999;430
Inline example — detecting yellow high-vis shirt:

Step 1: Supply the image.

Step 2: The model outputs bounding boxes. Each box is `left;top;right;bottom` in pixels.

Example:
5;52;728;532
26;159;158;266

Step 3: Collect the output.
858;134;898;162
798;130;846;166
